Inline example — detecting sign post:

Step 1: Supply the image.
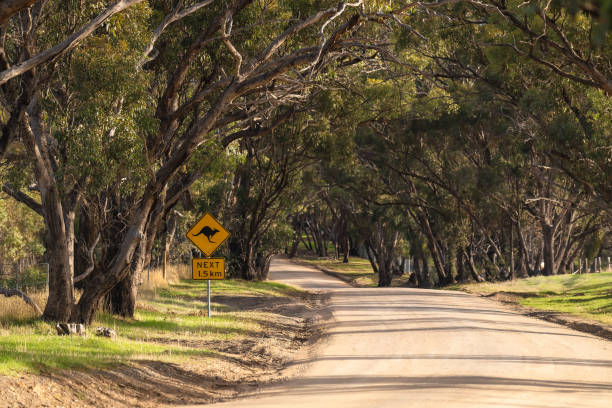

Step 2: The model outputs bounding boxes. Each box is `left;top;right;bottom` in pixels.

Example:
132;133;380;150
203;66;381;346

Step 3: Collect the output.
186;213;230;318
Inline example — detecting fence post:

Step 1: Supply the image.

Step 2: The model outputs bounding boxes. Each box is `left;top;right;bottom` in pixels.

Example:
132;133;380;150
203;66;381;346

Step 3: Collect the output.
598;257;602;272
595;257;601;272
586;258;590;273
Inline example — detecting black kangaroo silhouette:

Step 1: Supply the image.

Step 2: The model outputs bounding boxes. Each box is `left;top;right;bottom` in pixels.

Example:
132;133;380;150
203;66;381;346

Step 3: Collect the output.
192;225;220;243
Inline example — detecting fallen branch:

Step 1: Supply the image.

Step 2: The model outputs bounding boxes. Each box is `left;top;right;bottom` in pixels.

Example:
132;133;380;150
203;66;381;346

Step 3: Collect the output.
0;287;43;315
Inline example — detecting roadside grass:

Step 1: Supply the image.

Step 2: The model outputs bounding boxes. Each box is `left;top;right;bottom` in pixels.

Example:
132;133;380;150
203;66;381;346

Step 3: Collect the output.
300;256;377;286
0;291;47;321
450;272;612;325
0;264;302;375
299;256;413;287
297;240;337;255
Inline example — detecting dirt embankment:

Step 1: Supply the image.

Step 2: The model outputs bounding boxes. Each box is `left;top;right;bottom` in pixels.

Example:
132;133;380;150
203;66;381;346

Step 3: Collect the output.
0;292;331;408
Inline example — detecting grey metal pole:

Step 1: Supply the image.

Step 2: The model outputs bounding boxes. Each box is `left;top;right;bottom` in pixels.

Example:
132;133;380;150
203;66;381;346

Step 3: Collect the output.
207;279;211;318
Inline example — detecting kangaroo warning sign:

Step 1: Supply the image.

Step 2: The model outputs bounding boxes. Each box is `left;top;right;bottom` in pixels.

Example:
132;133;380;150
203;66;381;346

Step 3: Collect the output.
192;258;225;280
186;213;230;257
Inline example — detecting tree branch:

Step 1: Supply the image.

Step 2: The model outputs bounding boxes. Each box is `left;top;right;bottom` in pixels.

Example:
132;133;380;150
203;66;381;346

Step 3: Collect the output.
0;0;143;86
221;108;295;147
139;0;214;68
74;233;101;284
2;183;43;215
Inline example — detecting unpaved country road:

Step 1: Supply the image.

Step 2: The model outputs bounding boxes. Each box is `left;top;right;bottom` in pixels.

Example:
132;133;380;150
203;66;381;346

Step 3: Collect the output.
189;258;612;408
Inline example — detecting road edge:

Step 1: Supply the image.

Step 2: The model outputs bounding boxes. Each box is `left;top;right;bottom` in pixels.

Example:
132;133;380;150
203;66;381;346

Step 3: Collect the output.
468;290;612;342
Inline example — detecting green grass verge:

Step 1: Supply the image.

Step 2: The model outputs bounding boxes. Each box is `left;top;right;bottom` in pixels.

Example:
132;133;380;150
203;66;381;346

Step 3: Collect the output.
296;236;337;254
300;256;414;287
300;257;379;286
450;272;612;325
0;277;300;375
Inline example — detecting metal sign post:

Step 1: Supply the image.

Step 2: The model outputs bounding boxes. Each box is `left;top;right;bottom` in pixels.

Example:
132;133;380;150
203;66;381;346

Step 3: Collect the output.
207;280;211;318
192;258;225;317
187;213;230;319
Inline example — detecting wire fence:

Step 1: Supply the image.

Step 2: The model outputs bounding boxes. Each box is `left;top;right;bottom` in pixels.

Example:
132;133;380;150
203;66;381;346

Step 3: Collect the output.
0;262;48;292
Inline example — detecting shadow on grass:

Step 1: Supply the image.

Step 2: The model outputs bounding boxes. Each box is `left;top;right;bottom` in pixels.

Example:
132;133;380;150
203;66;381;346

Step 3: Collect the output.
96;313;256;337
0;316;48;328
149;297;233;313
0;335;214;374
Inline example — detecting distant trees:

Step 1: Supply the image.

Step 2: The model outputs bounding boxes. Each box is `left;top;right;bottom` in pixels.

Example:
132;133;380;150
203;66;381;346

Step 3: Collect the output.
292;0;611;286
0;0;609;319
224;118;315;280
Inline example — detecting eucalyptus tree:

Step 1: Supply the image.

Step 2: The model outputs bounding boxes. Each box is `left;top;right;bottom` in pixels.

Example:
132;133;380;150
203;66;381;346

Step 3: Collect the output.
0;1;153;321
291;0;611;286
393;0;612;208
3;0;399;323
350;0;611;282
224;113;327;280
0;0;148;162
71;0;375;323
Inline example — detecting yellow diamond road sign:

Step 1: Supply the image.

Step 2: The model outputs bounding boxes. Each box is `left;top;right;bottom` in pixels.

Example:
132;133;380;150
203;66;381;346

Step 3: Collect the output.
186;213;230;257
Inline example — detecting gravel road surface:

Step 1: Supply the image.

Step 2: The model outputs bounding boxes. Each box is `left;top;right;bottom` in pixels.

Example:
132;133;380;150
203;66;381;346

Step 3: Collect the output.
189;258;612;408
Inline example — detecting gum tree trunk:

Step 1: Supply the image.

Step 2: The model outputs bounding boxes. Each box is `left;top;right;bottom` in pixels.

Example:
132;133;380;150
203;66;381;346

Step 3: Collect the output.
542;224;556;276
22;106;78;322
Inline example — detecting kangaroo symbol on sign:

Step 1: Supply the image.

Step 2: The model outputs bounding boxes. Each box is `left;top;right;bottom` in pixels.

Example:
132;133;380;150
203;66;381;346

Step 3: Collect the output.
193;225;220;243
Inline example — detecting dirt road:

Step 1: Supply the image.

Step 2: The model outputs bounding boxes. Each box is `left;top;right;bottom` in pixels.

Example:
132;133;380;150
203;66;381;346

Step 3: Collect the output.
191;258;612;408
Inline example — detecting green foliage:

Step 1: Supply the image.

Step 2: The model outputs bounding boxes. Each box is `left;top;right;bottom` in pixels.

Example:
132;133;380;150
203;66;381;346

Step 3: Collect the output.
0;0;609;293
584;231;604;261
0;196;44;266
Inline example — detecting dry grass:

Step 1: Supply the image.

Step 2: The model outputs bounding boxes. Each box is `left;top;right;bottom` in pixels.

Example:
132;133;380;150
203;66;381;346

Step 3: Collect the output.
139;264;187;292
0;290;46;322
0;264;192;323
137;264;189;306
